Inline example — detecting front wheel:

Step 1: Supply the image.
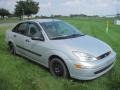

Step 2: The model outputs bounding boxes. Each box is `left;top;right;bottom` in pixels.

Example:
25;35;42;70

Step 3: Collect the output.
49;57;69;79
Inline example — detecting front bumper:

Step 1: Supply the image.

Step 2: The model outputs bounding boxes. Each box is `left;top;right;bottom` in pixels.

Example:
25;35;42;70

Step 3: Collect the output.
66;51;116;80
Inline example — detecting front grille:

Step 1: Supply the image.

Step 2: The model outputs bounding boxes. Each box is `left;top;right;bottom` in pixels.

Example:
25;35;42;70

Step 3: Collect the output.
97;51;111;60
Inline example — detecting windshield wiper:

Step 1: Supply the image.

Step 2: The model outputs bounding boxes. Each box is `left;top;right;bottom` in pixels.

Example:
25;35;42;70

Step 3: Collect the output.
65;34;85;39
51;34;85;40
51;36;68;40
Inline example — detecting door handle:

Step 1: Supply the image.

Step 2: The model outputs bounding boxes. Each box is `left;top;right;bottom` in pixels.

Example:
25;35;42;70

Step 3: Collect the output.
25;39;30;42
13;35;16;37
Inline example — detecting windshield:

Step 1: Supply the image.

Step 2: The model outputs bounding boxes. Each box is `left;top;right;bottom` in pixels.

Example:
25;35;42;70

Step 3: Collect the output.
40;21;84;40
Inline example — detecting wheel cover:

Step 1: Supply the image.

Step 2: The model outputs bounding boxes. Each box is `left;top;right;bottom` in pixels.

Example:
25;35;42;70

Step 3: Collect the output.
52;61;64;77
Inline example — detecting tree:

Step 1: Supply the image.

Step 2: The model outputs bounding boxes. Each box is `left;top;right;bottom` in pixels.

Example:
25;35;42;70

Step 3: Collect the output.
0;8;10;19
15;0;39;19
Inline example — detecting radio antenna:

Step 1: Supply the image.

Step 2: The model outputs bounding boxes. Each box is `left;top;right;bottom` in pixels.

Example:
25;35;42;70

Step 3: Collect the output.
43;2;55;21
51;14;55;22
116;0;120;18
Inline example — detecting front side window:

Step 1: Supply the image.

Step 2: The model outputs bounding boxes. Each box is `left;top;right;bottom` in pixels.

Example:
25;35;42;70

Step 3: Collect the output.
28;23;45;41
29;23;40;37
40;21;84;40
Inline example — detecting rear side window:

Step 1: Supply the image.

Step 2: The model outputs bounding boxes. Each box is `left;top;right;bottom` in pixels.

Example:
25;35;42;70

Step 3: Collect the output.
12;23;28;36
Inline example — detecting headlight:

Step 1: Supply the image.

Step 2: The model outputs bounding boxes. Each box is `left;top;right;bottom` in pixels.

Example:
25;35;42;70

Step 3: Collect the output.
73;51;97;61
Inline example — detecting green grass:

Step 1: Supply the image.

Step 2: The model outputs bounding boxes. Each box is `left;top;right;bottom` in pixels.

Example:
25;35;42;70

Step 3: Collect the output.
0;18;120;90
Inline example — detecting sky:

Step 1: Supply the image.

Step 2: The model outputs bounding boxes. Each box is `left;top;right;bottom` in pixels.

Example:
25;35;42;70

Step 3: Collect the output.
0;0;120;16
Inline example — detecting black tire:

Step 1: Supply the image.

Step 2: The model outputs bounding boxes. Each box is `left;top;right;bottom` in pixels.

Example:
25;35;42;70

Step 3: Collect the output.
8;43;16;55
49;57;69;79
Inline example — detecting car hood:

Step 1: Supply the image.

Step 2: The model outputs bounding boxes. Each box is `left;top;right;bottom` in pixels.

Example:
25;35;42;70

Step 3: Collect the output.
51;35;111;57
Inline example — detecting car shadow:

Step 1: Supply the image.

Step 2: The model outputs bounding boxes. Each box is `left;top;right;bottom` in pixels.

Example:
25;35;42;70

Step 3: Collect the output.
14;54;49;72
70;77;95;83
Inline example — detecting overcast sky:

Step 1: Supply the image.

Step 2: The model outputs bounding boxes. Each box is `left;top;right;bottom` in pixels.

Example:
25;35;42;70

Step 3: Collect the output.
0;0;120;16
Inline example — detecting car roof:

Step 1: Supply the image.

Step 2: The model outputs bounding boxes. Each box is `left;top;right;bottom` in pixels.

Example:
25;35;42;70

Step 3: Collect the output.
20;19;61;23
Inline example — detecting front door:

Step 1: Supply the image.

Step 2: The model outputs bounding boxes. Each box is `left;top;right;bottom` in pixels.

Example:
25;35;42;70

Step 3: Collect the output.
23;22;46;65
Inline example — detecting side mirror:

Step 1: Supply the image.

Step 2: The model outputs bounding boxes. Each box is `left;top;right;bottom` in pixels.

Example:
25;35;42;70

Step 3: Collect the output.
31;33;44;41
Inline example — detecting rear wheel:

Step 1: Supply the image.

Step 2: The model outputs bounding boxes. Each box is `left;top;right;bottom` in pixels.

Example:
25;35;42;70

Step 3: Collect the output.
49;57;69;79
8;43;16;55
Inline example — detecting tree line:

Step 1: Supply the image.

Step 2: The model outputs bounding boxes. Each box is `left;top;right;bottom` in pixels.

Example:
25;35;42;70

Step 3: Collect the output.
0;0;39;19
0;8;10;19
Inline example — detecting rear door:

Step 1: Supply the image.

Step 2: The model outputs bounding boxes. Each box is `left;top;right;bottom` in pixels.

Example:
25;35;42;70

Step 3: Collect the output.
12;22;29;54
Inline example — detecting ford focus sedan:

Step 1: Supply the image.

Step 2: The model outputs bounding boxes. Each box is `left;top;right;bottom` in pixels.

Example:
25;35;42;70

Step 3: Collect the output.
5;19;116;80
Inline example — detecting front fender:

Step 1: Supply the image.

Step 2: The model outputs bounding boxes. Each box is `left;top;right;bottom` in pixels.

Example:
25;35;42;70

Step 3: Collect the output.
43;49;72;67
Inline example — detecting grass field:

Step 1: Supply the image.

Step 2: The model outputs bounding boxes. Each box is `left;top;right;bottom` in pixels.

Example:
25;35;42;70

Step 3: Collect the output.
0;18;120;90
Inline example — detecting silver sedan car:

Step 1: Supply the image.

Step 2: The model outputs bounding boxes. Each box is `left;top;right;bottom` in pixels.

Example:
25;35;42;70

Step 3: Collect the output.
5;19;116;80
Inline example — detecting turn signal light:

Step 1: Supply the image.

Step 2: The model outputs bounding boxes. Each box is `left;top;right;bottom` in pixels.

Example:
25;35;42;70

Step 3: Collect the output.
74;64;81;69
